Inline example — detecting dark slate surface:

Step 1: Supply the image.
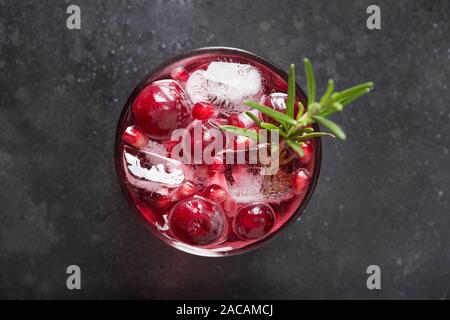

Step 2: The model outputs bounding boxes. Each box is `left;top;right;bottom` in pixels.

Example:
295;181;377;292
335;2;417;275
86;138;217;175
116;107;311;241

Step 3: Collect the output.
0;0;449;299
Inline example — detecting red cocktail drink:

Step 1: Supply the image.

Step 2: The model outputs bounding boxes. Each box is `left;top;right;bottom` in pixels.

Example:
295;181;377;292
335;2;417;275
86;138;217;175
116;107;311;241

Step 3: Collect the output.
115;48;321;256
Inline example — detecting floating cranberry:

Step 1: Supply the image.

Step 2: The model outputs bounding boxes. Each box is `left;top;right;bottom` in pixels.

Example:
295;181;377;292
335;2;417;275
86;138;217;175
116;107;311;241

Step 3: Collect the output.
170;66;190;82
132;79;191;140
204;184;228;203
192;102;217;121
169;196;227;245
233;203;275;240
291;168;310;195
122;125;149;148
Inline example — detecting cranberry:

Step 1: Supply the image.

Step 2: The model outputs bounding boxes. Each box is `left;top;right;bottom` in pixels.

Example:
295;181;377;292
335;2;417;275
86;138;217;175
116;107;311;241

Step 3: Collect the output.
170;66;190;82
122;125;149;148
132;79;191;140
233;203;275;240
168;196;227;245
192;102;217;121
228;113;245;128
291;168;311;195
175;180;197;200
204;184;228;203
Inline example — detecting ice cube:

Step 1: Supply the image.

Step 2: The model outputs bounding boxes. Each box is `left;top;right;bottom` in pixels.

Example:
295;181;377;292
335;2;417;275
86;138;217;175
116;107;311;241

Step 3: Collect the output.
123;144;184;195
140;140;169;162
228;167;265;203
185;69;209;104
228;166;294;203
204;62;262;101
185;62;263;113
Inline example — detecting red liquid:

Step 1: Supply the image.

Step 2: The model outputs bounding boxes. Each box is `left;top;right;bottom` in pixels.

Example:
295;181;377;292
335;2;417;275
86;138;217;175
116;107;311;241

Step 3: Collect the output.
115;48;321;256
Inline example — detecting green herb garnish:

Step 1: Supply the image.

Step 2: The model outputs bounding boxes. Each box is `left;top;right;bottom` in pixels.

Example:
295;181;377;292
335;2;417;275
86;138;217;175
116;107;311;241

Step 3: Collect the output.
220;58;374;158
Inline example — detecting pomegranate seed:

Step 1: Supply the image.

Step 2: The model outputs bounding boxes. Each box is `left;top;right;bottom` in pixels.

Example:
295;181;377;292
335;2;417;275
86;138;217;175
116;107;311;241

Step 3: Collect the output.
300;142;314;164
291;169;311;195
192;102;217;121
204;184;228;203
175;181;197;200
170;66;190;82
233;203;275;240
228;113;245;128
168;196;227;245
122;125;149;148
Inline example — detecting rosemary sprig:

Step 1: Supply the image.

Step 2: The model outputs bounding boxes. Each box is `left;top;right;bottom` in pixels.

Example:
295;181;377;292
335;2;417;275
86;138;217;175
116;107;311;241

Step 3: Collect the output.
220;58;374;158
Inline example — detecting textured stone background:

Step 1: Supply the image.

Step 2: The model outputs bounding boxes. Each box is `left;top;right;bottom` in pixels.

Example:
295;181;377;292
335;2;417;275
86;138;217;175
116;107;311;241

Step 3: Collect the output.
0;0;449;299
